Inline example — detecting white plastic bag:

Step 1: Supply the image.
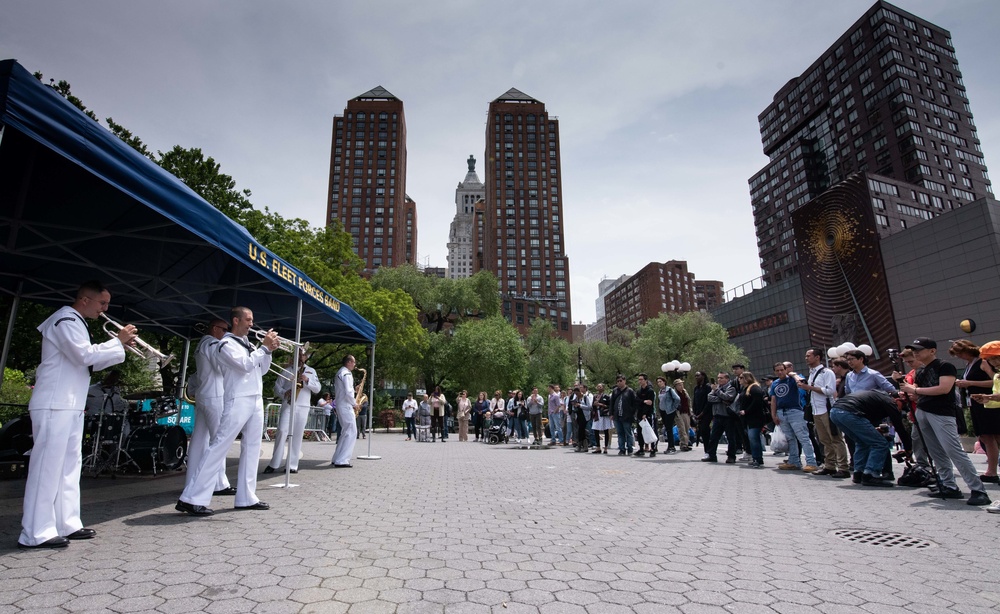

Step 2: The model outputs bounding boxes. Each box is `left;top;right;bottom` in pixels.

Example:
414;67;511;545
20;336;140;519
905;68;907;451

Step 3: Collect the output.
639;418;657;443
770;426;788;454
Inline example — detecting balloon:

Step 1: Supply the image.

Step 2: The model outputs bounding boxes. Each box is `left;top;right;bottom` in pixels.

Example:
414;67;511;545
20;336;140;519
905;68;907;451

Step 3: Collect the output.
827;347;839;358
858;344;873;356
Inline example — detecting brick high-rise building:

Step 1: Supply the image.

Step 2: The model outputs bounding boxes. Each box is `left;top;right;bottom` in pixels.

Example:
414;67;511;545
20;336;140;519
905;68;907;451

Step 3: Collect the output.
604;261;697;335
326;86;413;273
447;155;484;280
694;280;724;312
749;1;992;284
481;88;572;338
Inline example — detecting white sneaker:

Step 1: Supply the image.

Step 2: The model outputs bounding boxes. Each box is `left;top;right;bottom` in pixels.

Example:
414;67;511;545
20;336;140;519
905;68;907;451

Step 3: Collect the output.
740;453;752;462
987;499;1000;514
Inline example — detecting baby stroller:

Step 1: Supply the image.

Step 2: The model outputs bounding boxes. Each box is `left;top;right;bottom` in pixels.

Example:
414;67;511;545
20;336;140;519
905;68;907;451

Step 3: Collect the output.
486;409;509;445
415;405;432;442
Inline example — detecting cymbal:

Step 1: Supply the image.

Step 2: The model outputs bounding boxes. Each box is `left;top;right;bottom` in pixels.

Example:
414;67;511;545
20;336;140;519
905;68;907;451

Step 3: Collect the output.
123;391;164;400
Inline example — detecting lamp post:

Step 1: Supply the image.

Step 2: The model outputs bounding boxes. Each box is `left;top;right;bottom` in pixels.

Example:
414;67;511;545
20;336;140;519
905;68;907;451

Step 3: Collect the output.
661;360;692;381
577;347;586;386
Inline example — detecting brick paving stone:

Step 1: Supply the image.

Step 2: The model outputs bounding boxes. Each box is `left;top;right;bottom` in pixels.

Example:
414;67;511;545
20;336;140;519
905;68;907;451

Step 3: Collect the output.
2;435;999;614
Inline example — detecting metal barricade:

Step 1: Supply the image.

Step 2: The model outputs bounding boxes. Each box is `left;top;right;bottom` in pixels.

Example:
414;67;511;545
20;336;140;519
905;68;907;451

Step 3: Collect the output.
263;402;329;442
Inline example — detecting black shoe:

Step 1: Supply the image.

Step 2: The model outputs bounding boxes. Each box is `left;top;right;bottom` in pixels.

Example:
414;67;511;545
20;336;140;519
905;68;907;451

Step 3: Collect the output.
649;451;656;458
175;500;214;516
701;456;718;463
262;466;276;474
332;463;353;468
831;471;851;479
235;501;270;511
725;457;737;464
813;468;834;476
980;474;1000;483
213;487;238;496
289;469;298;474
65;528;96;540
617;451;626;456
17;536;69;549
862;474;895;487
928;487;964;499
852;471;864;484
634;451;646;457
967;491;992;506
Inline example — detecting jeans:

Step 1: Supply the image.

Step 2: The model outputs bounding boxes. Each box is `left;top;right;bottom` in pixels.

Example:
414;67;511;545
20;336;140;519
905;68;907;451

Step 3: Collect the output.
326;413;338;436
404;416;415;438
748;426;764;464
829;408;888;476
548;413;564;444
777;408;817;467
614;417;634;453
473;413;484;440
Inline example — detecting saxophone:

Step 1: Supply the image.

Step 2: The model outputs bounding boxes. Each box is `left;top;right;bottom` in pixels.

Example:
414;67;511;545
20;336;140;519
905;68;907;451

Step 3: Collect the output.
353;367;367;416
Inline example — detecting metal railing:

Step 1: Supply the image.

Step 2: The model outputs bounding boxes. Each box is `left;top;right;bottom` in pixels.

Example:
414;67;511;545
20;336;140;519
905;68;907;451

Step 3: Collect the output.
263;403;330;442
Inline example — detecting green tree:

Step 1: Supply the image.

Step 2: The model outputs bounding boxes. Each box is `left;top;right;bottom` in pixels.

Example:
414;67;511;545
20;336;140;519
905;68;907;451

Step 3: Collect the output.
371;266;500;333
441;316;527;395
631;311;749;383
524;319;574;388
579;338;638;388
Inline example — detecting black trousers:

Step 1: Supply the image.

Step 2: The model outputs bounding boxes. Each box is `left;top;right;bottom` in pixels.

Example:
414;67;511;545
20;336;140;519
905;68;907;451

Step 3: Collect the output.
697;413;712;448
706;414;739;460
575;409;590;447
636;412;658;452
473;413;484;440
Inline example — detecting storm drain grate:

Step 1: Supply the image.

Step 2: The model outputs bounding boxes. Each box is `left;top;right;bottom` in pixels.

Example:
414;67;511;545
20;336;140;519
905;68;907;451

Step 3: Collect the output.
830;529;936;549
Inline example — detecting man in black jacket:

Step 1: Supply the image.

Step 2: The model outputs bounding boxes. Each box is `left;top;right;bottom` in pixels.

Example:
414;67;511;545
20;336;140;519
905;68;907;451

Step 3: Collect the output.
703;372;738;463
611;375;636;456
829;390;911;487
634;374;657;457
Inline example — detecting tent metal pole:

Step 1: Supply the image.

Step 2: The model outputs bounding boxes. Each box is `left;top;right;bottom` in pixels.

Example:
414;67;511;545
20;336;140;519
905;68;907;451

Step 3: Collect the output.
358;342;380;460
0;280;23;392
177;338;191;398
276;299;304;489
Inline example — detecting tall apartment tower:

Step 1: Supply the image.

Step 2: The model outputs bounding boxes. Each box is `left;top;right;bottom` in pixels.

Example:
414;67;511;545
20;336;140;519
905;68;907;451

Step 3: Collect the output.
326;86;412;273
749;1;992;284
481;88;572;338
446;155;484;279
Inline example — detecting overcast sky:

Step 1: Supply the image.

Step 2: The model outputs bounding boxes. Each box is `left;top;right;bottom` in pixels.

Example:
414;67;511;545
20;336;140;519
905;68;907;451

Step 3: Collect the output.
3;1;998;324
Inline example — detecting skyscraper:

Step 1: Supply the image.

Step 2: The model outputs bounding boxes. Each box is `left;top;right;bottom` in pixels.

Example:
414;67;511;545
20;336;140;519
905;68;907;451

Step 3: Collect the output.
446;155;484;280
326;86;413;273
749;1;992;284
481;88;572;338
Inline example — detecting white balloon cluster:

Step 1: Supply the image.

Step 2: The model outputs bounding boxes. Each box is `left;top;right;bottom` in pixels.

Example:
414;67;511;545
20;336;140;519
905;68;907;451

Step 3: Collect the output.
826;342;873;359
661;361;692;373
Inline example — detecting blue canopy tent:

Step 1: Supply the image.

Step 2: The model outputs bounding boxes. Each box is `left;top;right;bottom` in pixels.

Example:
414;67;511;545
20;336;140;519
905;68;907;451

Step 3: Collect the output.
0;59;376;403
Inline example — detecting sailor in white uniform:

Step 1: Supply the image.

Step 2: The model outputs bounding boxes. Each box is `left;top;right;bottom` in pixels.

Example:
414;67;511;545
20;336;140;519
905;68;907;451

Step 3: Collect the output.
183;318;234;497
265;349;320;473
18;281;135;549
176;307;278;516
331;355;358;467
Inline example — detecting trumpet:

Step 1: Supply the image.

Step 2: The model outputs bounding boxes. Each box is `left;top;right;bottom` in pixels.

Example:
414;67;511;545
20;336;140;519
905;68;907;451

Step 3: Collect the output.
101;313;175;368
271;343;310;382
250;327;304;354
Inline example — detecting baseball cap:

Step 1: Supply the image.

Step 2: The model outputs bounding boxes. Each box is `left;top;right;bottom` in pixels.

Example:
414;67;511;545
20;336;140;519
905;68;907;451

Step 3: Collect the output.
904;337;937;351
979;340;1000;358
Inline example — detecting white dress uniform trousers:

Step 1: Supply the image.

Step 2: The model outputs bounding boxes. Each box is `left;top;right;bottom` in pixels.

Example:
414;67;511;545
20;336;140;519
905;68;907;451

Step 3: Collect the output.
332;366;357;465
268;365;320;471
184;335;230;493
20;306;125;547
179;333;271;508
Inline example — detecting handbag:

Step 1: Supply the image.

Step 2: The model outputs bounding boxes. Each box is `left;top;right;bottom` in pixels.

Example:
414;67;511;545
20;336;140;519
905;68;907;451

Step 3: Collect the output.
639;418;658;443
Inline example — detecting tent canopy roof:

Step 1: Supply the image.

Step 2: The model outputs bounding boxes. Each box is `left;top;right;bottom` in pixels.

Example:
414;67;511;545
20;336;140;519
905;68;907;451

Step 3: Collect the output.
0;59;375;343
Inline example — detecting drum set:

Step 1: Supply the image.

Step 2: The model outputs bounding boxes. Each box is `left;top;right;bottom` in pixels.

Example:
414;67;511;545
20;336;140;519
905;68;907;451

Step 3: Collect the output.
83;390;188;478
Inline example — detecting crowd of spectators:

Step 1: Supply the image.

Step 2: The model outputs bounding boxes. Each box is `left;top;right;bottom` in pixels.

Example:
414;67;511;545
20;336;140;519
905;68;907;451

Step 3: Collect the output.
400;336;999;514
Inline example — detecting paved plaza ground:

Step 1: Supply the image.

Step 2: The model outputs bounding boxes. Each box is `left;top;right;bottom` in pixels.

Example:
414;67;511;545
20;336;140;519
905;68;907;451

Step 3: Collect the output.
2;432;999;613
